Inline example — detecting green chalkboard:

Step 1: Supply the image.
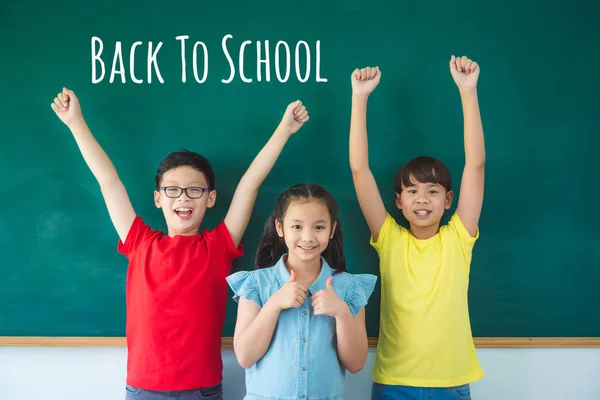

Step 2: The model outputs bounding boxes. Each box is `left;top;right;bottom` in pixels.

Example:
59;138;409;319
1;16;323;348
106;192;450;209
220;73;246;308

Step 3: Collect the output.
1;0;599;339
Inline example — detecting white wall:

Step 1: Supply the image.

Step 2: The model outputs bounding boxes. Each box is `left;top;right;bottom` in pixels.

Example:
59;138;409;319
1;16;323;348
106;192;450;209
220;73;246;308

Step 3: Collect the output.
1;348;599;400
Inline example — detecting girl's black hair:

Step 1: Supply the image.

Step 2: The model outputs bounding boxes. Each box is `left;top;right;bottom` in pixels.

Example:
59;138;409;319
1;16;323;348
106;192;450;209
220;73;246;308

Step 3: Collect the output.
255;184;346;272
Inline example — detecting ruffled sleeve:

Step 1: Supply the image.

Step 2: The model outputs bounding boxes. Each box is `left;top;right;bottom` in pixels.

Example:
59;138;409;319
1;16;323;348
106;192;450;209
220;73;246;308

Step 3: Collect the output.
226;270;262;307
346;274;378;316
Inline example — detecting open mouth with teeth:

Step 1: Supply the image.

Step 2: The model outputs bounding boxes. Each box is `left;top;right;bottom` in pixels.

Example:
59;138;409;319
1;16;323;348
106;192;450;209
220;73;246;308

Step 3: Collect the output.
414;209;432;218
174;207;194;220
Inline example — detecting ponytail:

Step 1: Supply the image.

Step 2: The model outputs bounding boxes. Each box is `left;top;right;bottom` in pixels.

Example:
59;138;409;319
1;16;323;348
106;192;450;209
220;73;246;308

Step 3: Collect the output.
255;214;287;269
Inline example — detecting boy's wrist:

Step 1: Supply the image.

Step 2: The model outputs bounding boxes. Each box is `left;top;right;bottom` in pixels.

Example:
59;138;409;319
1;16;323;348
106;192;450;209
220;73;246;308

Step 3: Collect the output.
458;87;478;96
352;93;370;102
274;123;294;138
67;116;87;131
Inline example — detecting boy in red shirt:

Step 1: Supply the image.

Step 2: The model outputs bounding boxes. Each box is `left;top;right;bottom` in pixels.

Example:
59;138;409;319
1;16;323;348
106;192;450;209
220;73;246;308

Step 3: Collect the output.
51;88;309;399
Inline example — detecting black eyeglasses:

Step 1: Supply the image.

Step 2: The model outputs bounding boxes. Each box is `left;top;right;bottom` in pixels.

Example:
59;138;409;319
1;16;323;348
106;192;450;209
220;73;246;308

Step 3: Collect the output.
159;186;211;199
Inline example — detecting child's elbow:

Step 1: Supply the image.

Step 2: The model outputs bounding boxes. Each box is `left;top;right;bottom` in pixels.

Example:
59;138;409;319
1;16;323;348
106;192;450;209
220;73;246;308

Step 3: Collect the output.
347;346;370;374
238;358;255;370
98;174;122;191
235;352;255;369
234;347;256;369
350;164;369;176
466;157;486;170
346;355;368;374
347;362;366;374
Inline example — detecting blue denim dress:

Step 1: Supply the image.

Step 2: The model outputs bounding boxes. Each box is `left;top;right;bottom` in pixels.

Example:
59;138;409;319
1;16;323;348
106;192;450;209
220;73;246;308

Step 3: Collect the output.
226;256;377;400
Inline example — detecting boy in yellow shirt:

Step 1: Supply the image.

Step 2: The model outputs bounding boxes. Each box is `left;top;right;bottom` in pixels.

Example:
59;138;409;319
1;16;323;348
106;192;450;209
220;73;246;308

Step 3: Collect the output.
349;56;485;400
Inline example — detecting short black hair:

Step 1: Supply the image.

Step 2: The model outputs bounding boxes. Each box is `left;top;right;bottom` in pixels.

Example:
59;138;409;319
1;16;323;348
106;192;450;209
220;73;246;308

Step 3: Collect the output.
395;156;452;193
155;149;215;190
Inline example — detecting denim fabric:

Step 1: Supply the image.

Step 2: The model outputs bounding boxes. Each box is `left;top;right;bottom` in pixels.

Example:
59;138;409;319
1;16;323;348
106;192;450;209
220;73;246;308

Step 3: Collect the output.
125;383;222;399
371;382;471;400
227;256;377;400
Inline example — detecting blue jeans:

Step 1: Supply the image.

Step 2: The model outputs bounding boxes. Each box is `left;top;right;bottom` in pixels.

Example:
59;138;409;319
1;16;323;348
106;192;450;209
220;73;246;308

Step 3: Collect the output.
372;382;471;400
125;383;222;400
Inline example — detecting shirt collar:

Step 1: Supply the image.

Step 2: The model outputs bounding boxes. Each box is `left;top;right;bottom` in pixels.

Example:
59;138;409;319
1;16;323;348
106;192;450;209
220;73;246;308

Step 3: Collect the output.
274;254;335;295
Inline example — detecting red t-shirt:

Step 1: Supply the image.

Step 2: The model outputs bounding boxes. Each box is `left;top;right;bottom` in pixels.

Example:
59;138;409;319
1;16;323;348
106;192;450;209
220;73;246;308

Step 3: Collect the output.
118;216;243;390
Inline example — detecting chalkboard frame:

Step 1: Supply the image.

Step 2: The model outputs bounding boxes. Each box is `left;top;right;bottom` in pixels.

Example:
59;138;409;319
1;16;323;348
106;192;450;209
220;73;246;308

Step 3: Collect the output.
1;337;599;348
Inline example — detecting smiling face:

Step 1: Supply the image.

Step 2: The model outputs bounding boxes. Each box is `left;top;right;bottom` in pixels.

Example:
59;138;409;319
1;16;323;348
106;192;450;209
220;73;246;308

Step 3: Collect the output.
154;165;216;237
396;175;453;239
275;199;336;267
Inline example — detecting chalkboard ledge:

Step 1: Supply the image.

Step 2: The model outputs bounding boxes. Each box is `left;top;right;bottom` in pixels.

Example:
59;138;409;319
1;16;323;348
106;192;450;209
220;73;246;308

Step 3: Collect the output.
1;337;599;348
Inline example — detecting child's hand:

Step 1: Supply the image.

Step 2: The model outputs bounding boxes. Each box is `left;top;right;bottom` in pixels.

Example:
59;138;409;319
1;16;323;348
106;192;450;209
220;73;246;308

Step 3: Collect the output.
312;276;350;318
51;88;84;127
271;270;307;310
279;100;309;135
351;66;381;97
450;55;480;90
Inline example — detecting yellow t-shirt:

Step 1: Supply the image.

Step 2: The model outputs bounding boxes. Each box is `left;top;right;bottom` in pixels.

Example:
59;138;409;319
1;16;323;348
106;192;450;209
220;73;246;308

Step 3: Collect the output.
370;212;484;387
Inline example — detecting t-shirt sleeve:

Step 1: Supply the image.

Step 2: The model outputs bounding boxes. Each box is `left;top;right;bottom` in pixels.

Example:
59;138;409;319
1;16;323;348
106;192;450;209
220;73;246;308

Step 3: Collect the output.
226;270;262;307
117;216;151;259
369;214;408;275
346;274;378;316
369;213;406;253
448;212;479;253
215;221;244;263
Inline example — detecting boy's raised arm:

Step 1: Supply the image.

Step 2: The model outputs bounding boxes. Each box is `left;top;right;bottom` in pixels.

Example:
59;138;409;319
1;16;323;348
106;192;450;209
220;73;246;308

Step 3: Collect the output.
349;67;388;241
51;88;136;242
450;56;486;237
224;101;309;247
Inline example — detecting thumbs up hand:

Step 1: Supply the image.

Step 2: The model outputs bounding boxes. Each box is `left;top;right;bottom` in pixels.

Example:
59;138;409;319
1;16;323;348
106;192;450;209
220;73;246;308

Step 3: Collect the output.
312;276;349;318
271;269;307;310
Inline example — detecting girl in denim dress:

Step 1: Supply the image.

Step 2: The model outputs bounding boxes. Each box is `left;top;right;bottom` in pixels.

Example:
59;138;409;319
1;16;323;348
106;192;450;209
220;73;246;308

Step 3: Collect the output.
227;184;377;400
